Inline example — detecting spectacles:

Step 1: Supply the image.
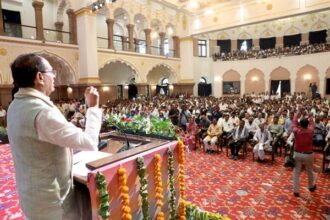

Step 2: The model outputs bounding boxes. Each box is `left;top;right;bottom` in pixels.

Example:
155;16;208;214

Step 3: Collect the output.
41;70;56;78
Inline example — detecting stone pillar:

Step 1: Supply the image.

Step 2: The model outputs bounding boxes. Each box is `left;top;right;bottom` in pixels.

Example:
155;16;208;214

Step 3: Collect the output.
172;35;180;58
126;24;134;52
265;75;270;94
106;19;114;49
75;8;100;84
301;32;309;45
0;0;4;35
54;21;63;42
67;9;77;44
159;32;166;56
32;1;44;40
327;29;330;43
290;73;295;95
144;28;151;54
253;38;260;49
209;39;216;57
276;36;283;48
231;39;237;51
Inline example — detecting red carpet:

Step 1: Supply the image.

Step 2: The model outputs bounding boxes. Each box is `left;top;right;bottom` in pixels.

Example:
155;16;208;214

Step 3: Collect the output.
185;147;330;220
0;144;329;219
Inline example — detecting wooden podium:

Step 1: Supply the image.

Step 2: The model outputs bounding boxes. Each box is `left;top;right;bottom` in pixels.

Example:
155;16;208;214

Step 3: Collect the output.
74;132;180;220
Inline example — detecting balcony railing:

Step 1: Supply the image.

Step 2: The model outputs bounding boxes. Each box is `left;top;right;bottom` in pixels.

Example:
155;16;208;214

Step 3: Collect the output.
4;22;71;44
97;36;175;57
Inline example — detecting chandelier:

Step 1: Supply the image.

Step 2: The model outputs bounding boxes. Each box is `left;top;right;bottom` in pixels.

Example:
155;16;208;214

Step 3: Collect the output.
91;0;117;12
187;0;200;10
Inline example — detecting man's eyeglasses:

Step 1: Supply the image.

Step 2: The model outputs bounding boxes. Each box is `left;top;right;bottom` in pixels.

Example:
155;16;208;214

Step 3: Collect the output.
41;70;57;77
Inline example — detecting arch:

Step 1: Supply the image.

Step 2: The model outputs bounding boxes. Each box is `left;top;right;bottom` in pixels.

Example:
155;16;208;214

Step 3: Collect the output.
146;63;177;84
199;77;207;84
217;31;230;40
260;29;275;38
56;0;73;22
114;22;126;36
114;8;129;26
99;59;141;84
295;64;319;95
245;68;265;94
165;23;176;37
237;31;252;40
35;50;77;86
270;67;290;80
134;13;148;32
284;26;301;36
150;19;163;33
311;20;328;32
222;69;240;81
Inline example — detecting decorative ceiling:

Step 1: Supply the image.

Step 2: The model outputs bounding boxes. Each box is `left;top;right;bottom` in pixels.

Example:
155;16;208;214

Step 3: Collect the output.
160;0;236;11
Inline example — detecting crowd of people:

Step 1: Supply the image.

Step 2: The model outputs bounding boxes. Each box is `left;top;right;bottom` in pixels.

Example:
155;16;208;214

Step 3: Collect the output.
214;42;330;61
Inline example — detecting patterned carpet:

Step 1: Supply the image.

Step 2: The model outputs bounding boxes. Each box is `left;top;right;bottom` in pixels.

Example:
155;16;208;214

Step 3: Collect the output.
185;147;330;220
0;143;329;220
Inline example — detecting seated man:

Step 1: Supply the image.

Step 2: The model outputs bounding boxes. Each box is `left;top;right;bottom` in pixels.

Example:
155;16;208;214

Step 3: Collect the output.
245;116;258;141
253;123;272;162
268;115;284;154
229;120;249;160
218;113;234;146
203;118;222;153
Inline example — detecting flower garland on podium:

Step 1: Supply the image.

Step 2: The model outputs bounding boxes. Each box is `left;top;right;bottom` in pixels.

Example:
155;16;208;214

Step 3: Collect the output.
177;140;186;219
153;154;165;220
136;157;151;220
118;168;132;220
95;172;110;220
167;148;176;220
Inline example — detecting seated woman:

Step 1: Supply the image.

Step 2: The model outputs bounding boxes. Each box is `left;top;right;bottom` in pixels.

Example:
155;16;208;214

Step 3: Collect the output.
184;116;199;150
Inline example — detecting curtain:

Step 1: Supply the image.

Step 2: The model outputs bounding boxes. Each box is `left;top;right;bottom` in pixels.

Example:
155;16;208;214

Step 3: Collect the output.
259;37;276;50
217;40;231;53
198;83;212;96
283;34;301;47
309;30;327;44
237;39;252;50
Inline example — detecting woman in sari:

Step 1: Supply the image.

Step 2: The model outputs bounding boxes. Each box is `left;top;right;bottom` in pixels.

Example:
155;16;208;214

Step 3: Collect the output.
184;116;199;150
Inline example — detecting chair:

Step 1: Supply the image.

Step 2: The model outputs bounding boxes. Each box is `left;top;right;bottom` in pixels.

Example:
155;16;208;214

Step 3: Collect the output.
322;143;330;172
219;132;232;155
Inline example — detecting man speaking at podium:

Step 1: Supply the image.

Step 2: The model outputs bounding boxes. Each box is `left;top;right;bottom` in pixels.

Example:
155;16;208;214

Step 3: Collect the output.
7;53;102;220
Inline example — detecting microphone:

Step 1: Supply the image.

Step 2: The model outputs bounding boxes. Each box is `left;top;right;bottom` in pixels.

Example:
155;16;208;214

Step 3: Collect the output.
111;125;131;152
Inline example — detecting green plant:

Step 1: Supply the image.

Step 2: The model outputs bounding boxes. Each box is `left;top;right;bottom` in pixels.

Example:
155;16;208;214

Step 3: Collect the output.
136;157;150;220
95;172;110;220
0;126;7;135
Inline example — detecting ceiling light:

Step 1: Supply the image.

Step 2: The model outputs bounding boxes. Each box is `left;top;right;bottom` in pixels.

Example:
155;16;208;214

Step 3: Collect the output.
91;0;117;12
187;0;200;10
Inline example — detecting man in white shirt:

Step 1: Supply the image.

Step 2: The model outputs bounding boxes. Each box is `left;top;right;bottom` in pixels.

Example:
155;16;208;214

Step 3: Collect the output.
7;53;102;220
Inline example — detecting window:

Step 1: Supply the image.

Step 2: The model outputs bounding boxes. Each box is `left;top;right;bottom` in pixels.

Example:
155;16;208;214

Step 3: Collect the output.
137;40;146;54
199;77;207;84
161;78;169;85
164;39;169;56
198;40;207;57
223;81;240;94
240;41;248;51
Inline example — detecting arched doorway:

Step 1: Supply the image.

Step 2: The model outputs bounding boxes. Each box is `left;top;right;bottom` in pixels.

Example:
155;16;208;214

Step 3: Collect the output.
245;68;265;95
295;65;319;96
99;60;138;101
146;64;176;96
222;70;240;95
270;67;291;97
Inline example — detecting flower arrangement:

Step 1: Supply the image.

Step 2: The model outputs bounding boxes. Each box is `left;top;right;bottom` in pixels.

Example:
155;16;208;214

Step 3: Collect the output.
153;154;164;220
136;157;150;220
117;168;132;220
177;140;186;200
107;115;178;140
185;202;230;220
167;148;176;220
95;172;110;220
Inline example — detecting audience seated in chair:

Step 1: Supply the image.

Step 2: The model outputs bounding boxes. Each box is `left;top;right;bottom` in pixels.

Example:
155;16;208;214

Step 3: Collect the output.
253;123;272;162
268;115;284;155
313;116;326;150
229;120;249;160
203;118;222;153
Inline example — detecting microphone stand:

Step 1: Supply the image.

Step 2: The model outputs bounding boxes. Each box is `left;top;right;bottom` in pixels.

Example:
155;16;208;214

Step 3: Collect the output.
113;125;130;150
